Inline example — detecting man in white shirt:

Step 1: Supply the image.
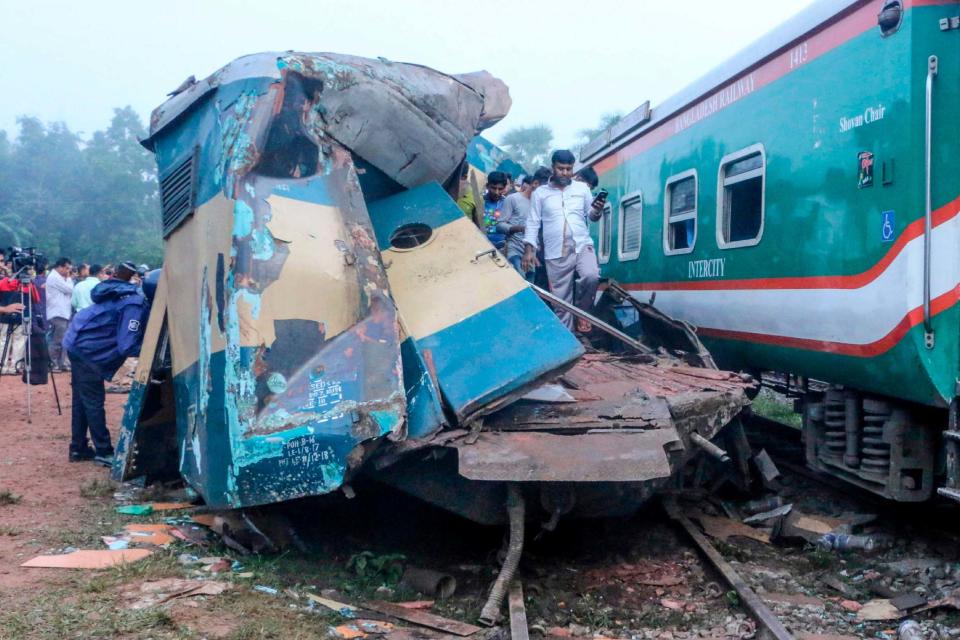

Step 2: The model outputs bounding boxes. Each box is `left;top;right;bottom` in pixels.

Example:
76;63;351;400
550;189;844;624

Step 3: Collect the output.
522;150;602;331
45;257;74;371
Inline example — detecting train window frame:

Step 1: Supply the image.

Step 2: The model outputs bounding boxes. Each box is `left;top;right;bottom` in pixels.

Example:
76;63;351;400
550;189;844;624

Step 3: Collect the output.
597;202;613;265
716;144;766;250
618;191;643;262
663;169;698;256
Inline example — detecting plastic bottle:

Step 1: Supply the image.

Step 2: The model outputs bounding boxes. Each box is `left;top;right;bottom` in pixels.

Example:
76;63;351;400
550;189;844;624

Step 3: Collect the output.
898;620;923;640
817;533;877;552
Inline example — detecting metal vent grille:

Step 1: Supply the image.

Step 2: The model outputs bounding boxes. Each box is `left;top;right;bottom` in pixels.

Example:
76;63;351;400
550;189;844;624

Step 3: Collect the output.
160;147;198;237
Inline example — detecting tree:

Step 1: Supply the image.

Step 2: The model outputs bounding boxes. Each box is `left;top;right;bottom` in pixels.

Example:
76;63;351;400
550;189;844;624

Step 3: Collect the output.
500;124;553;170
575;112;624;155
0;108;162;267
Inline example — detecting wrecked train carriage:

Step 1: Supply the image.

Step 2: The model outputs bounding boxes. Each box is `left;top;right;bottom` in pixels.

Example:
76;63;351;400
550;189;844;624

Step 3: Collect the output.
113;52;585;509
114;51;757;522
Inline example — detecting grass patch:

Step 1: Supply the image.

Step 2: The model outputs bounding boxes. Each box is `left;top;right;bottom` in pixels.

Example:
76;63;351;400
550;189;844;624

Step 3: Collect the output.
0;524;22;536
751;389;802;429
0;489;22;505
80;477;115;499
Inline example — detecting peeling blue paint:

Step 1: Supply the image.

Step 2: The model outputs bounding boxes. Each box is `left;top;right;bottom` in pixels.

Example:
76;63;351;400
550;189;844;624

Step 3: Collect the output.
232;200;254;237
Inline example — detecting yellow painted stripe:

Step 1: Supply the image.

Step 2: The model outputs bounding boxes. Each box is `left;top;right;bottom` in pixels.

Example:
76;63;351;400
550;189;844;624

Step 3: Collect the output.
165;193;371;376
165;194;232;376
382;216;526;340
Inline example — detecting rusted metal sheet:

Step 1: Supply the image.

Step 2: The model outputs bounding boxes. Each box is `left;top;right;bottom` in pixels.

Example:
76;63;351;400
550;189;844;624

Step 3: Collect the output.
456;431;678;482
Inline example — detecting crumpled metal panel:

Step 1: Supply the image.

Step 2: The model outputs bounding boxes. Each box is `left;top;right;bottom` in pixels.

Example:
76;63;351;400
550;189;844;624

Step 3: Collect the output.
456;431;678;482
367;183;584;425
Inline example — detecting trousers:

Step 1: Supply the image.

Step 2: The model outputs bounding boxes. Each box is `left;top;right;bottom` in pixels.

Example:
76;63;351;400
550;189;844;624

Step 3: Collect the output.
69;355;112;455
545;237;600;329
48;316;70;369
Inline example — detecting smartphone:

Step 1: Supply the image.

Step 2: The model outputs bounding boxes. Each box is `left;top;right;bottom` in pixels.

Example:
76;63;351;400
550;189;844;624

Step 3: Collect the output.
592;189;609;207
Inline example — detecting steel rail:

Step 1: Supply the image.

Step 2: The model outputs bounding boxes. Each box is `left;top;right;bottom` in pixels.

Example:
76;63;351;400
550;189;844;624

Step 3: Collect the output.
664;499;795;640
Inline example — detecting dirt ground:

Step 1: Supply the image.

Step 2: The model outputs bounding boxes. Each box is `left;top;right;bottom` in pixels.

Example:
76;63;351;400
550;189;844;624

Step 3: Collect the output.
0;375;748;640
3;378;960;640
0;376;125;595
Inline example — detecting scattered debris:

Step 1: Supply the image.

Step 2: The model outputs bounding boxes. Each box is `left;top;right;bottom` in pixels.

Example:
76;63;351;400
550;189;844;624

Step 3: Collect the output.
742;503;793;525
889;593;928;612
305;593;358;618
817;533;881;553
400;567;456;599
508;582;528;640
21;549;152;569
753;449;781;487
124;578;230;609
695;514;771;544
363;600;482;636
856;599;901;622
395;601;435;610
148;502;193;511
741;495;784;515
253;585;279;596
897;620;923;640
331;621;396;639
116;504;154;516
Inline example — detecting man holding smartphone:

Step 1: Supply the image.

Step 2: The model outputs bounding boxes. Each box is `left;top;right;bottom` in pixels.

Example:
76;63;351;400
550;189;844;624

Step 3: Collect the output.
522;150;605;332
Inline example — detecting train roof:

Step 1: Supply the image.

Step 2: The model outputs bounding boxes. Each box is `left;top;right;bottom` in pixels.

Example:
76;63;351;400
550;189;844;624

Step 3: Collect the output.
580;0;868;165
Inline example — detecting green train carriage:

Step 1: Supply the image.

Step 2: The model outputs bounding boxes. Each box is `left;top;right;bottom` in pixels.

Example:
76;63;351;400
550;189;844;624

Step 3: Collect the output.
582;0;960;501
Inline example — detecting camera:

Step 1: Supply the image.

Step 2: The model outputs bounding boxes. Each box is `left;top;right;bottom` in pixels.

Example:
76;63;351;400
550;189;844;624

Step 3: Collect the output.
7;247;44;276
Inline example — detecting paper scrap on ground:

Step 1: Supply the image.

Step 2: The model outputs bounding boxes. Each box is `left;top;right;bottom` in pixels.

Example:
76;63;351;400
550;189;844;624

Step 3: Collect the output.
856;599;901;622
22;549;152;569
149;502;193;511
695;515;771;544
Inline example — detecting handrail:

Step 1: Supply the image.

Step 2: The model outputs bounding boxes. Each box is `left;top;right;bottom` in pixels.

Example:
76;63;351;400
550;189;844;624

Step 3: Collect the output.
924;55;938;349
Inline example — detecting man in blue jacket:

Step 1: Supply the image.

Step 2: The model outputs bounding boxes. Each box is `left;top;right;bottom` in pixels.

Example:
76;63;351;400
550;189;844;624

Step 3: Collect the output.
64;262;151;466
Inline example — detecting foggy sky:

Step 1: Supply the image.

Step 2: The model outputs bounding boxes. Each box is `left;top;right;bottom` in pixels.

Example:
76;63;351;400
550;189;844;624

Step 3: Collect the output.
1;0;815;149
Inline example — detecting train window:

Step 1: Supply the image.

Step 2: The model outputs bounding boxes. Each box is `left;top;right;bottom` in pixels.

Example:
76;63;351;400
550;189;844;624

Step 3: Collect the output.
717;144;765;249
664;170;697;255
618;192;642;262
597;202;612;265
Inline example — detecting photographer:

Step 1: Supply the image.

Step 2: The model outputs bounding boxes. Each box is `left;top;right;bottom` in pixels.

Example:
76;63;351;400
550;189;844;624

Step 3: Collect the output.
63;262;152;466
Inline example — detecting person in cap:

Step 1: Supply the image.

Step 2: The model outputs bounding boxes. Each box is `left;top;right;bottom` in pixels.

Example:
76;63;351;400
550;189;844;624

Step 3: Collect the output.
63;261;154;466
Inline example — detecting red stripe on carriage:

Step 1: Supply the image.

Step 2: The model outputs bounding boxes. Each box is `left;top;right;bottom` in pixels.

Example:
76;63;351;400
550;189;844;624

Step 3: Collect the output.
618;195;960;292
697;285;960;357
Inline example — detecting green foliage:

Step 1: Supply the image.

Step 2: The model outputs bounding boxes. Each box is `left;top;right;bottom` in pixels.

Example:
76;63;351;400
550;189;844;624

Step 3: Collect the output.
346;551;405;583
751;389;803;428
575;112;624;156
500;124;553;169
0;107;162;266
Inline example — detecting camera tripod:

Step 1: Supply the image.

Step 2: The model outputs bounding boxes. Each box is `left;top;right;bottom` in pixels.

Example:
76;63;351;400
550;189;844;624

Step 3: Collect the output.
0;272;61;423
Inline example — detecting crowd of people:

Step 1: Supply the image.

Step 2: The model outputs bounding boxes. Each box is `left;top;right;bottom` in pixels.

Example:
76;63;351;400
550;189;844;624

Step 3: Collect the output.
0;254;153;468
459;149;606;333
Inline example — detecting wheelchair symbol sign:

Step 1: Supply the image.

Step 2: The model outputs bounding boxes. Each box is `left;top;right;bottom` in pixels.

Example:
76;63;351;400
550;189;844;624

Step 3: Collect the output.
881;210;895;242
